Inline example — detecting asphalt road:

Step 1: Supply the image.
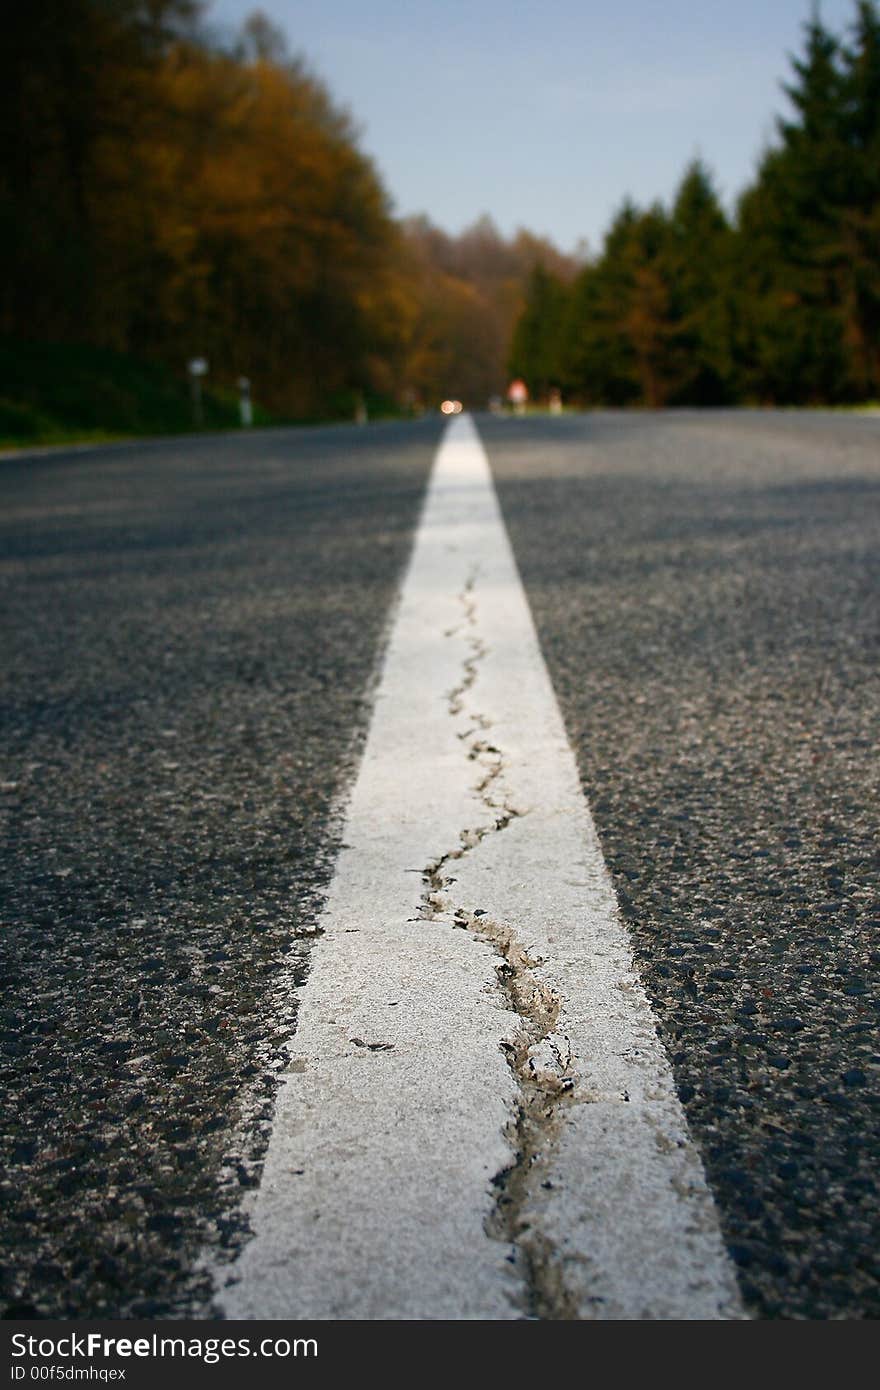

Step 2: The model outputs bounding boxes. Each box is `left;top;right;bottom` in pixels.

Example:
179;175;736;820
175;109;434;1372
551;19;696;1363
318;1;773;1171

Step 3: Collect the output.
484;410;880;1319
2;410;878;1319
0;421;441;1317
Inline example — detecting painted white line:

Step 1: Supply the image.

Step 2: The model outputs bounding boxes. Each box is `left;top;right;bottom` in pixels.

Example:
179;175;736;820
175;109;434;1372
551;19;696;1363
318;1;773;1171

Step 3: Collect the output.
217;414;744;1320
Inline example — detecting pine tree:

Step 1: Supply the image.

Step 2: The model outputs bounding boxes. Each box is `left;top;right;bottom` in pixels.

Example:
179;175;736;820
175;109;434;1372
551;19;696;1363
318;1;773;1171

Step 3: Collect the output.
734;12;855;402
562;202;679;407
507;263;569;401
621;206;677;407
561;203;641;406
665;161;735;404
839;1;880;395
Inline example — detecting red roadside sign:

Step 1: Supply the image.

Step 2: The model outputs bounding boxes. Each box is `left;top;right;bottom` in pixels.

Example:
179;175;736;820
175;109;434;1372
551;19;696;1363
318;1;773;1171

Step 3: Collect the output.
507;378;529;404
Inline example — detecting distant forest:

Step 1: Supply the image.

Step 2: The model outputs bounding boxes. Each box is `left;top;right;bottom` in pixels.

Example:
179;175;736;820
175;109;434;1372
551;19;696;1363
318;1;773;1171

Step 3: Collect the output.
512;3;880;407
1;1;573;426
2;3;878;430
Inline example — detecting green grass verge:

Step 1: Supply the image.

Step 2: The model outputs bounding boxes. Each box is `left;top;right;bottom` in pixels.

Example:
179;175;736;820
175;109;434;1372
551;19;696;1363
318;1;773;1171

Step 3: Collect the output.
0;339;280;449
0;341;414;450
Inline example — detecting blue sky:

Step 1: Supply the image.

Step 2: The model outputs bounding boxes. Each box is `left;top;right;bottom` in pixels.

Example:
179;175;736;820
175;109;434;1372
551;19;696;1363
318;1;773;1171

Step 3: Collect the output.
207;0;858;255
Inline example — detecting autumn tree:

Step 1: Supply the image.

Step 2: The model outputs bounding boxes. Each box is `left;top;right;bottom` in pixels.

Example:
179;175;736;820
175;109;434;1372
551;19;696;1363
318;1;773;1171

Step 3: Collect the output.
399;215;579;407
1;3;408;418
134;39;402;413
0;1;198;345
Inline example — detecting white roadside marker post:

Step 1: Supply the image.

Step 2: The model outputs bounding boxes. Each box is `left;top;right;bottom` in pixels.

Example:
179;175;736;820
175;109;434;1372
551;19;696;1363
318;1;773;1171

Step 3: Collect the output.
188;356;208;430
238;376;253;428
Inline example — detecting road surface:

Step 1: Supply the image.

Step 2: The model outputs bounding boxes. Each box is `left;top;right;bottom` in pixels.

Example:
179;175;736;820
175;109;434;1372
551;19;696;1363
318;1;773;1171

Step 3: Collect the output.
1;410;878;1319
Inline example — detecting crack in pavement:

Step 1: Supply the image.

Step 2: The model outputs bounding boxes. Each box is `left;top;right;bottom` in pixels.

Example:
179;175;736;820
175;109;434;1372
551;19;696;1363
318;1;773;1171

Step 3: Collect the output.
217;416;744;1320
418;567;578;1318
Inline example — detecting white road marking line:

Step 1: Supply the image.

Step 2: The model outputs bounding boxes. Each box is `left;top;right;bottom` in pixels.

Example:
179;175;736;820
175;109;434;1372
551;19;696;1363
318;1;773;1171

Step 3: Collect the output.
217;414;745;1320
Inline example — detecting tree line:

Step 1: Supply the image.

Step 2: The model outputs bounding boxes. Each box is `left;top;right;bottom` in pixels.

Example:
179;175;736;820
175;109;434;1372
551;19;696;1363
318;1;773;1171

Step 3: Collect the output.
1;2;572;425
510;2;880;408
5;3;876;425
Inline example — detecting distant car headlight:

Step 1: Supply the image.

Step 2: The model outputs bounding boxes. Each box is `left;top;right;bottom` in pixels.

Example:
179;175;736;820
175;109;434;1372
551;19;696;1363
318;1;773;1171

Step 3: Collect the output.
441;400;463;415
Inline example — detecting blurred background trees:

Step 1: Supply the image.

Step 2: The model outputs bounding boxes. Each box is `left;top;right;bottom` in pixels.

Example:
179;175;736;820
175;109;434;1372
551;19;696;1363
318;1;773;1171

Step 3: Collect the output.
512;2;880;408
1;2;878;436
0;1;575;431
1;1;404;421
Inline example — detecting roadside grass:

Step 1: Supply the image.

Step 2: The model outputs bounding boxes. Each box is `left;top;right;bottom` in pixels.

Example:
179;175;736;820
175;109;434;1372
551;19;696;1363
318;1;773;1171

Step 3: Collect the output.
0;339;274;450
0;340;414;452
503;400;880;416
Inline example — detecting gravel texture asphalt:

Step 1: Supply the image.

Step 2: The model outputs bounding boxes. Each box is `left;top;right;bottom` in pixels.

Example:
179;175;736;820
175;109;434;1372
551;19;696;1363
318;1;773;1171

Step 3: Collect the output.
0;420;440;1317
3;410;879;1321
481;409;880;1319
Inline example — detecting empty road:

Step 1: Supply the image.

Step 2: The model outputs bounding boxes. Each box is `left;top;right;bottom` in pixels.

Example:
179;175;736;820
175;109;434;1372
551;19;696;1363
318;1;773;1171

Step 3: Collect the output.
1;410;878;1319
